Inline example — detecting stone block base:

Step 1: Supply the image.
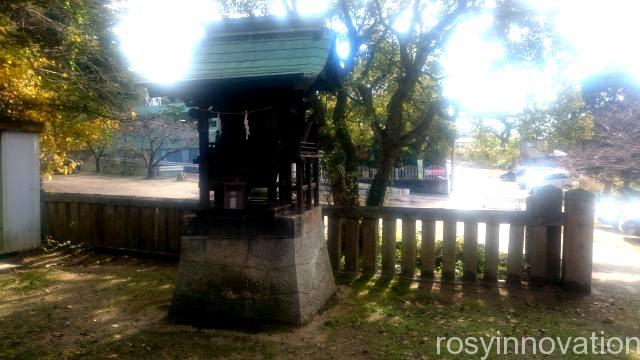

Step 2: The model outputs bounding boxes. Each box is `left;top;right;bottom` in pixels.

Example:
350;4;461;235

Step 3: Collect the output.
169;207;335;326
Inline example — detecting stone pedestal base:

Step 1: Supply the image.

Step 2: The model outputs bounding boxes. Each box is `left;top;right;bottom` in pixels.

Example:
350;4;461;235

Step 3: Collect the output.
169;207;335;326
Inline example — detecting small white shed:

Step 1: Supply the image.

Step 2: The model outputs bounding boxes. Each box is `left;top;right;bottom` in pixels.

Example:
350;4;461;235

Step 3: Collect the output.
0;121;43;255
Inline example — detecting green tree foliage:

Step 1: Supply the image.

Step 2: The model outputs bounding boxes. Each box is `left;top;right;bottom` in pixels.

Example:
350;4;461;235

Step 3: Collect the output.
461;87;592;169
321;0;557;206
462;87;592;167
397;117;454;166
461;124;518;168
319;0;472;206
0;0;135;175
517;88;593;152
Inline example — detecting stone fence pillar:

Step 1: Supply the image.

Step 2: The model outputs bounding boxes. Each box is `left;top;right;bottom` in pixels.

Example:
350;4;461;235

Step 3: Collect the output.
562;189;595;294
527;185;563;285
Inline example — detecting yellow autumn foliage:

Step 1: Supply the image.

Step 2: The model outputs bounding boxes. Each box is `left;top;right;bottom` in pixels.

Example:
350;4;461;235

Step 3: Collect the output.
0;1;135;175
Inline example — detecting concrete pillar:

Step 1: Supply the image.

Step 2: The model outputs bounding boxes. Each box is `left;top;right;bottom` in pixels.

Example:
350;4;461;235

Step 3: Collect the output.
562;189;595;294
462;221;478;282
401;217;417;278
420;219;436;279
343;218;359;272
360;218;378;272
526;185;562;285
442;219;457;282
506;224;524;285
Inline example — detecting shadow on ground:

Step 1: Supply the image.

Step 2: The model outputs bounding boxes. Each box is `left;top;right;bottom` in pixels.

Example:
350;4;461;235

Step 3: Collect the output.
1;251;640;359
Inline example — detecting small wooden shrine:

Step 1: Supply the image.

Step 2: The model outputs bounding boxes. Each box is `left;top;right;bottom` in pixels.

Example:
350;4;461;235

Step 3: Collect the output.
146;16;341;325
149;16;341;214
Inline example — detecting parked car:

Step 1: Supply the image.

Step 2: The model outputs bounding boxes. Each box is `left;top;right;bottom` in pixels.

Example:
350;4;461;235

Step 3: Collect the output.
596;196;640;236
620;216;640;236
500;167;573;190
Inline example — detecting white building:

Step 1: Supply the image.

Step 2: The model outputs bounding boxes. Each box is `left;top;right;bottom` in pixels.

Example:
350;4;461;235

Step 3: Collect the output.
0;121;42;254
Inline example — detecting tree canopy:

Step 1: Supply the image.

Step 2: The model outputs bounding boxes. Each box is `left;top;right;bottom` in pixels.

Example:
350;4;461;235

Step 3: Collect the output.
566;72;640;189
315;0;565;205
0;0;135;174
1;0;628;195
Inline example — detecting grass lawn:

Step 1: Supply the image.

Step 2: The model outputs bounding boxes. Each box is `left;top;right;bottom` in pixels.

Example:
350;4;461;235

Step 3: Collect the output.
1;251;639;359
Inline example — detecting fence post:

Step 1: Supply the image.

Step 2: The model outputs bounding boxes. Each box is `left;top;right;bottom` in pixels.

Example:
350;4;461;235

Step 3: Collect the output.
421;218;436;279
442;219;457;282
382;217;397;275
360;218;378;272
527;185;563;285
562;189;595;294
327;215;342;272
484;222;499;283
401;217;417;278
343;218;359;272
543;187;563;283
462;221;478;282
506;224;525;285
526;189;547;285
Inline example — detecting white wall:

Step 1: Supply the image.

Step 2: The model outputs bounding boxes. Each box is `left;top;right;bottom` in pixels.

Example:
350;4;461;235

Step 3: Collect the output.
0;131;40;254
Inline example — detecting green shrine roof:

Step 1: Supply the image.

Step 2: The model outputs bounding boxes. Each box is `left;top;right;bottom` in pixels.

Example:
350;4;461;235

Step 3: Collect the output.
185;17;336;82
144;16;342;101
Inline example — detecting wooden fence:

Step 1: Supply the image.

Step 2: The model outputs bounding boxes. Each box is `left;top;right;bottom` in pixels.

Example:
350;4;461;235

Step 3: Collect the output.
323;186;595;293
42;186;595;292
42;192;196;255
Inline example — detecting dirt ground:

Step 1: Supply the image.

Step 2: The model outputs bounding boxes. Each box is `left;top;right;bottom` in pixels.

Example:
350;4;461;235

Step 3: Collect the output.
43;174;200;199
1;250;640;359
593;228;640;284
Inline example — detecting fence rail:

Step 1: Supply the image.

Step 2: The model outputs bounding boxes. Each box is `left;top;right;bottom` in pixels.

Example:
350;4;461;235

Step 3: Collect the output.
42;192;196;255
41;186;595;293
322;187;594;293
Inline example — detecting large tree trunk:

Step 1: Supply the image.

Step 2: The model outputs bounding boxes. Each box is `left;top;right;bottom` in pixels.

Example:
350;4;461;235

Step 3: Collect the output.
332;143;360;207
95;157;100;173
146;165;155;179
146;153;156;179
366;145;398;206
319;89;360;207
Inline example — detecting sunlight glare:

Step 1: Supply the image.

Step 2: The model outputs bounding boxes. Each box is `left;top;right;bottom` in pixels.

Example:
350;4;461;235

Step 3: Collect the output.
270;0;288;17
336;34;351;60
507;25;528;43
393;9;413;33
296;0;330;17
115;0;221;84
442;13;560;114
531;0;640;82
421;1;443;31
